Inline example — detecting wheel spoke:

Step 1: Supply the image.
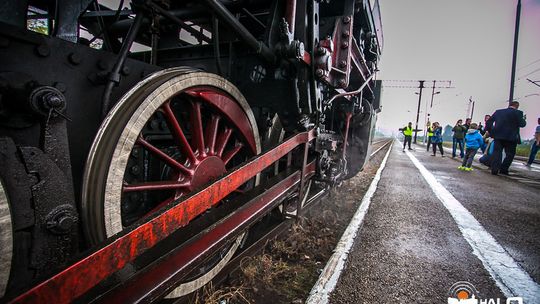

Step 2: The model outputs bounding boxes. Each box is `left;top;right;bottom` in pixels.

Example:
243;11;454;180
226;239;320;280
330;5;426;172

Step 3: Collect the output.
136;136;193;176
190;102;205;157
123;180;190;192
222;142;244;165
161;101;197;164
215;127;232;157
205;115;220;155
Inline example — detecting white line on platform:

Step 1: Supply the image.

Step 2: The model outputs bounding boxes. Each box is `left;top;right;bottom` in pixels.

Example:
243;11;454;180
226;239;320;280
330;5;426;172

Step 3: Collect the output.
305;142;393;304
404;149;540;302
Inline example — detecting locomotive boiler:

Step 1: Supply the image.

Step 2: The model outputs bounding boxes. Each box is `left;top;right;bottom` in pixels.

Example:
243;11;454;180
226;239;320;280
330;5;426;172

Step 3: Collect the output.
0;0;383;302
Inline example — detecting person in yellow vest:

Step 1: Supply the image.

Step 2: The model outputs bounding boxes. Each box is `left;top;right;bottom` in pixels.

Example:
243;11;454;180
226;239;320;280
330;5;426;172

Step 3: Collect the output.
426;122;434;152
401;122;414;151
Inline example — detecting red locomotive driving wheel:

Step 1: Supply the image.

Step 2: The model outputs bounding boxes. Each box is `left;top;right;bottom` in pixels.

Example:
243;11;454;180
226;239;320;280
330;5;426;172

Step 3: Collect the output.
81;68;260;297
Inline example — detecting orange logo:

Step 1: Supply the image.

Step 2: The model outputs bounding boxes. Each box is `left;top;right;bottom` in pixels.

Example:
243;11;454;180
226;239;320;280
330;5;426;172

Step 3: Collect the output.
448;281;479;304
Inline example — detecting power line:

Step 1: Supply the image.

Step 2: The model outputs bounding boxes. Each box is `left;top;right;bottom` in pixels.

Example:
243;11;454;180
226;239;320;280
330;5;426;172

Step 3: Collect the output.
518;67;540;80
381;79;453;89
383;85;455;89
526;78;540;88
518;58;540;70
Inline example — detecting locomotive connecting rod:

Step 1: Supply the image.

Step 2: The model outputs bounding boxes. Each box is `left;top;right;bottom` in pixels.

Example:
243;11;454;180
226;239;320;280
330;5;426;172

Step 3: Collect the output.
98;168;308;303
10;129;315;304
202;0;276;64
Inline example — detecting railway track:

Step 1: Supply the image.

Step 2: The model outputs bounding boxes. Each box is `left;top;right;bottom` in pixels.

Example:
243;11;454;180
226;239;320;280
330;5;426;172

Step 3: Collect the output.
176;139;393;303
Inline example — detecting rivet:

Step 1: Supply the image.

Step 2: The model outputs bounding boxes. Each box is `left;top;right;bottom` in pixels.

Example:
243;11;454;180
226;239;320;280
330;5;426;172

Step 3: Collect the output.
36;44;50;57
68;52;82;65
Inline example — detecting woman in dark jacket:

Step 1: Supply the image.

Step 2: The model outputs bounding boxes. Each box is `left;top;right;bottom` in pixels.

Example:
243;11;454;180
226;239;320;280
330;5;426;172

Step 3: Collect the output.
431;122;445;157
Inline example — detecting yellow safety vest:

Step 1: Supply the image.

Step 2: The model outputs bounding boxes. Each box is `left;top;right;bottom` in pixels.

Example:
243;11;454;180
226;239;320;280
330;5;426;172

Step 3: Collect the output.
427;127;433;137
403;126;413;136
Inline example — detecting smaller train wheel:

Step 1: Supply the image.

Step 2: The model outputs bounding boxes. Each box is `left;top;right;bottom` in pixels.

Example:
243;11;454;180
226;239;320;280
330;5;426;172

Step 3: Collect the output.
81;68;260;297
0;177;13;298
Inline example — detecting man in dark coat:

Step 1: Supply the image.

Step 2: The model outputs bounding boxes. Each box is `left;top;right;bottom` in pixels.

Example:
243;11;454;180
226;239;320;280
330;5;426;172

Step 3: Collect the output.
452;119;466;158
485;101;526;175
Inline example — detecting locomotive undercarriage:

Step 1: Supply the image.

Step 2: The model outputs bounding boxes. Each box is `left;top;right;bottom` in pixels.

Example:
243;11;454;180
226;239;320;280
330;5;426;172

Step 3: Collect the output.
0;0;382;302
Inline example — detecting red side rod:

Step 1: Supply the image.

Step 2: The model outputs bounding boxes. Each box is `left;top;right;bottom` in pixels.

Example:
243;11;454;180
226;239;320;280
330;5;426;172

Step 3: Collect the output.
10;130;316;304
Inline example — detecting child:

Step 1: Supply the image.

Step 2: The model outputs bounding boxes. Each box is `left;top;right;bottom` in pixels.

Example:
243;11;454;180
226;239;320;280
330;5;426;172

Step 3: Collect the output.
459;123;484;171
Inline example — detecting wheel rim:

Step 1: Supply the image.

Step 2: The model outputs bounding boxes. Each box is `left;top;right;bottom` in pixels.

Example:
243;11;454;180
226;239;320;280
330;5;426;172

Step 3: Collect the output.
81;69;260;297
0;177;13;298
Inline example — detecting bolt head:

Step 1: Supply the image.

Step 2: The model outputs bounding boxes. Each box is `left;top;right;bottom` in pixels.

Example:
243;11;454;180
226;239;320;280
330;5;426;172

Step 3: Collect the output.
36;44;50;57
121;66;131;76
130;165;140;175
338;79;347;88
43;93;64;108
57;216;74;231
342;30;350;37
341;41;349;49
149;120;159;130
315;69;325;77
342;16;351;24
68;52;82;65
339;60;347;68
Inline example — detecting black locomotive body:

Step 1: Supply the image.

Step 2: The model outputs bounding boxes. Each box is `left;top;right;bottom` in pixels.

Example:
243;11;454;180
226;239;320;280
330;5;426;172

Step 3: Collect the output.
0;0;382;301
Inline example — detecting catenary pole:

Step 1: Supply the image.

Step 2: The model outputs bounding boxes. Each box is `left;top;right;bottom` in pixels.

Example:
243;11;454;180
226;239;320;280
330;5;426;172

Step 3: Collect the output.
414;80;425;143
470;97;475;121
509;0;521;103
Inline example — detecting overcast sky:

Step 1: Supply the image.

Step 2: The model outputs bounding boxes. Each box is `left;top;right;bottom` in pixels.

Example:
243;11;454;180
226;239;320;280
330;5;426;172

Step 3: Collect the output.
376;0;540;139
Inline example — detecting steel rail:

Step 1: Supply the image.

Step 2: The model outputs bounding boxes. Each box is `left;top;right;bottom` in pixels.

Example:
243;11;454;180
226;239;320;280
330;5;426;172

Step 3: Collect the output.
370;139;392;158
10;129;315;304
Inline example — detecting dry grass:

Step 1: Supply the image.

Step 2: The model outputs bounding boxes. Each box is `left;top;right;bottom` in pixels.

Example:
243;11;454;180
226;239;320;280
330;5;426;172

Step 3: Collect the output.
194;282;250;304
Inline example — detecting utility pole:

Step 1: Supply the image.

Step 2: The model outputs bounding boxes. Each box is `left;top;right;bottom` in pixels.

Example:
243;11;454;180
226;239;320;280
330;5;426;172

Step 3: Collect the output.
424;80;436;143
430;80;436;107
469;96;475;121
509;0;521;103
414;80;425;143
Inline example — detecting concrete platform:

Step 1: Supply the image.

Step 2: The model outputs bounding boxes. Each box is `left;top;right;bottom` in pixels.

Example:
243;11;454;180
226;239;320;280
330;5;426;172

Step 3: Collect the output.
308;140;540;303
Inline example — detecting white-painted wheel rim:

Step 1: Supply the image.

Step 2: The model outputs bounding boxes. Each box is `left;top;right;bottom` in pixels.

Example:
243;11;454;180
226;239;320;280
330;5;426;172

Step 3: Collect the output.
0;177;13;297
81;68;260;298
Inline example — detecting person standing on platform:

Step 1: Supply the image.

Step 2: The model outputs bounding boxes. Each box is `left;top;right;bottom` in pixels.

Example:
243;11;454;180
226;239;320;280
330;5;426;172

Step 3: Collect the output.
526;117;540;167
431;122;444;157
401;122;414;152
464;118;472;131
459;123;484;171
485;101;526;175
426;122;434;152
478;115;491;153
477;122;484;135
452;119;466;158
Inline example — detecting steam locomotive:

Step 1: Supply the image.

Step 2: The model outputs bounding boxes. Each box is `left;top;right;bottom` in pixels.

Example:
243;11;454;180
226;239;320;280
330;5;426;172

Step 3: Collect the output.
0;0;382;302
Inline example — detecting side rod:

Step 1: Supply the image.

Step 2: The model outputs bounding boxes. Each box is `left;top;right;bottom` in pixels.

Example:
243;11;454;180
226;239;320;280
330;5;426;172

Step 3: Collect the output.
10;129;315;304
